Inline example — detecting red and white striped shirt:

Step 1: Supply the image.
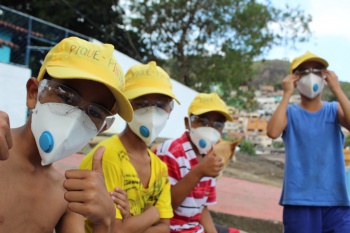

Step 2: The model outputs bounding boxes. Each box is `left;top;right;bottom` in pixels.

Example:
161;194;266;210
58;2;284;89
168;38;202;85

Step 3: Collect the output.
156;132;216;233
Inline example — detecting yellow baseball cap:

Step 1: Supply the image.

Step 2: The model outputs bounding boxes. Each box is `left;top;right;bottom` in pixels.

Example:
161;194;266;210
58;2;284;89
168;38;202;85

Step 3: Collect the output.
123;61;180;104
188;93;233;121
37;37;133;122
290;51;329;74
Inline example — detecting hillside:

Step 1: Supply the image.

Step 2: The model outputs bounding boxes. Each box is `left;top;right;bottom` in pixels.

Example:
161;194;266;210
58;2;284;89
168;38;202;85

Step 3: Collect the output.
251;59;350;101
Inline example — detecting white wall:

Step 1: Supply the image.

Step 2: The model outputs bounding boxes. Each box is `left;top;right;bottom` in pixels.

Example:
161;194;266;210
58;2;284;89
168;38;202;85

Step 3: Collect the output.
0;62;31;128
91;39;199;139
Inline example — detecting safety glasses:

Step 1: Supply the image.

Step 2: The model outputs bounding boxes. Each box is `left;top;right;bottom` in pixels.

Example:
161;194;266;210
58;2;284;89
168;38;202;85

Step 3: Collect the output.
37;79;115;132
130;97;174;114
294;68;324;77
190;115;225;131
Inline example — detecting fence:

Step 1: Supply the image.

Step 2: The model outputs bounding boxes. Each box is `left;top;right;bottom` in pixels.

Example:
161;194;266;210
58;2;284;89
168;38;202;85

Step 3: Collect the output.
0;5;90;77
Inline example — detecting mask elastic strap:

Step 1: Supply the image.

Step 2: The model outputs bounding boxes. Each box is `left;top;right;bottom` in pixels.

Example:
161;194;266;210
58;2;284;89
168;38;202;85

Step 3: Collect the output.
188;116;195;132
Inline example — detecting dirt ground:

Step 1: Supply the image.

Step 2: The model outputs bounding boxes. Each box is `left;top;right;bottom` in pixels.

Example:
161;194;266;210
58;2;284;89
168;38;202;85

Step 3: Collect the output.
223;152;284;188
213;152;285;233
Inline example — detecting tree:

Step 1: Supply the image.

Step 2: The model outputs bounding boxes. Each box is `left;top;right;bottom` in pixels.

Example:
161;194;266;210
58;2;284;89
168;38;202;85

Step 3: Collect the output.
126;0;312;98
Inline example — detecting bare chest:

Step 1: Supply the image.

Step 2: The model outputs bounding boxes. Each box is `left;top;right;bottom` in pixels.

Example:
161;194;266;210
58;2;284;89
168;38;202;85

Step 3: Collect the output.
0;169;67;232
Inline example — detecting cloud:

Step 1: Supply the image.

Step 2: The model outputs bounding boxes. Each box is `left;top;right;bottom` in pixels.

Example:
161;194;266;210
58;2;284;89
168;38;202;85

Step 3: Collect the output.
309;0;350;39
266;0;350;82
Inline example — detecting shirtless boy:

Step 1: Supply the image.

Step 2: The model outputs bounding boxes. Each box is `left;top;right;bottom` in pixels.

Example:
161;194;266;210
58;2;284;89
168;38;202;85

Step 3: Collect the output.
0;37;133;233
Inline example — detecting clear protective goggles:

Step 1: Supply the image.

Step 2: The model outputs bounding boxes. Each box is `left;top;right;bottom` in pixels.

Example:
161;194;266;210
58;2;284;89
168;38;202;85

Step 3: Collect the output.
190;115;225;131
294;68;324;77
37;79;115;132
129;97;174;114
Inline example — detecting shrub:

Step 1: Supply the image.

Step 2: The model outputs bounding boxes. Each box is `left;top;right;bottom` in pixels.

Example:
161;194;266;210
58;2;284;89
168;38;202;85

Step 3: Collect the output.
273;141;284;148
239;140;256;156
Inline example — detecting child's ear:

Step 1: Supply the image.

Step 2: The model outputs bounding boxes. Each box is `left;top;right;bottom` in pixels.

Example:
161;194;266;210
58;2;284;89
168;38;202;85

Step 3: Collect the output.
26;78;39;109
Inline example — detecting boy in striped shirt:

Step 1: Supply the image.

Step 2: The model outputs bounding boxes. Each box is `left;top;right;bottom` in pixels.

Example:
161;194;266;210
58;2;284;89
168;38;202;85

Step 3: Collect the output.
156;93;238;233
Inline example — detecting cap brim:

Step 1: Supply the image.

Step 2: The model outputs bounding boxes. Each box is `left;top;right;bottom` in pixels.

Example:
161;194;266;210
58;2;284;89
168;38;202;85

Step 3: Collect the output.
124;87;181;104
191;108;233;122
46;67;134;122
291;57;329;73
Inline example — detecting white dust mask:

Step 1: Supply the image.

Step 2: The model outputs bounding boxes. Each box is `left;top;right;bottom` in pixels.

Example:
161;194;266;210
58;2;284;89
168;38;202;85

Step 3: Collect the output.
31;102;98;166
189;124;221;155
128;106;169;146
296;73;325;99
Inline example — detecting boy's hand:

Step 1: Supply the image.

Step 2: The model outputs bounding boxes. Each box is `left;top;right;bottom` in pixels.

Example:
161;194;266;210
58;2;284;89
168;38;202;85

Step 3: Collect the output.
0;111;12;160
197;148;224;177
323;70;341;93
110;187;131;219
282;74;299;96
63;146;115;225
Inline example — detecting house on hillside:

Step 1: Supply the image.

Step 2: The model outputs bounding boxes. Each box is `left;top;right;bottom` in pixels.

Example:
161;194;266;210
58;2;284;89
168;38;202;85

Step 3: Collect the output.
245;117;273;148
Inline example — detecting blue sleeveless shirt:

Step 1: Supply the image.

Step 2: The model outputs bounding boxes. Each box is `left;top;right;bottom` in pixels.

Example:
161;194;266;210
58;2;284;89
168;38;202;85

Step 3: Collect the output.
281;101;350;206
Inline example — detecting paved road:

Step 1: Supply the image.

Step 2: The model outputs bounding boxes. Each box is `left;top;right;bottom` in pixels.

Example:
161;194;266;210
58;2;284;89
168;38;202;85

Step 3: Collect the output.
54;153;283;222
210;176;282;222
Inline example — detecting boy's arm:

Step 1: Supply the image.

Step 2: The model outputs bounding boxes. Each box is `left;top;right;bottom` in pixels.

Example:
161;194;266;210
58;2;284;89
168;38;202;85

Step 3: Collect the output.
170;152;223;209
55;209;85;233
325;70;350;131
142;218;170;233
113;206;161;233
199;206;217;233
267;74;298;139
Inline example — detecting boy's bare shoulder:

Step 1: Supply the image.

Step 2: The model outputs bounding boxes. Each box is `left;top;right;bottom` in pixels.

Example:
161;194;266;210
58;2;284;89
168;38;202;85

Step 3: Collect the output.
0;156;68;233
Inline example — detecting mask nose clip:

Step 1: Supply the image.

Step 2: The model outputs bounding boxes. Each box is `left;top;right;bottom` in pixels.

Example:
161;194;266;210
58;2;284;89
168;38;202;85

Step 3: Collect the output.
39;131;54;153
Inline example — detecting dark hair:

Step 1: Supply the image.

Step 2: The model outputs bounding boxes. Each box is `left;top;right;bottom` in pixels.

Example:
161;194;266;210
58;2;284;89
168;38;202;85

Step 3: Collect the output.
42;72;53;80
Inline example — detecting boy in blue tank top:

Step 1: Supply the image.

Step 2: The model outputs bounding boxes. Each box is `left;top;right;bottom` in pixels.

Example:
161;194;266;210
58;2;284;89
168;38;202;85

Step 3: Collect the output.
267;51;350;233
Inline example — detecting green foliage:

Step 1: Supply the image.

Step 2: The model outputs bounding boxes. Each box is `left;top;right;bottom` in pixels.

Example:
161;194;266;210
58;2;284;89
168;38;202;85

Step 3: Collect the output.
322;82;350;101
222;135;240;142
127;0;312;99
345;134;350;148
273;141;284;149
227;89;258;111
239;140;256;156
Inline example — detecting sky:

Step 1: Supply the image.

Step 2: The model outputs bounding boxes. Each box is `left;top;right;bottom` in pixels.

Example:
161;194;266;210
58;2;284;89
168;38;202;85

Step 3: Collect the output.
266;0;350;83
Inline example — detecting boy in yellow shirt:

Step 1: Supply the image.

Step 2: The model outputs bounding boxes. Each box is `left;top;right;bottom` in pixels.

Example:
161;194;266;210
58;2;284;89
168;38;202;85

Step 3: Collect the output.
80;61;179;233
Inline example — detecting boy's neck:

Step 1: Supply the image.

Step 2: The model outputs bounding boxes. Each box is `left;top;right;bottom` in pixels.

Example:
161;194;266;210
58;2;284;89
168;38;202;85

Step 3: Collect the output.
11;124;47;170
299;95;324;112
119;127;148;155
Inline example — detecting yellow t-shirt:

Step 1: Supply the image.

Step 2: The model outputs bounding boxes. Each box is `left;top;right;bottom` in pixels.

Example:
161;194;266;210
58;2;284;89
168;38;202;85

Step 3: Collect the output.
79;135;173;232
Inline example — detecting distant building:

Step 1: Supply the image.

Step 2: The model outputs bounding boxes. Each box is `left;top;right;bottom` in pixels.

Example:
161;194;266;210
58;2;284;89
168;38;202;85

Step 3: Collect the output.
255;97;277;116
224;113;245;137
259;85;275;96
